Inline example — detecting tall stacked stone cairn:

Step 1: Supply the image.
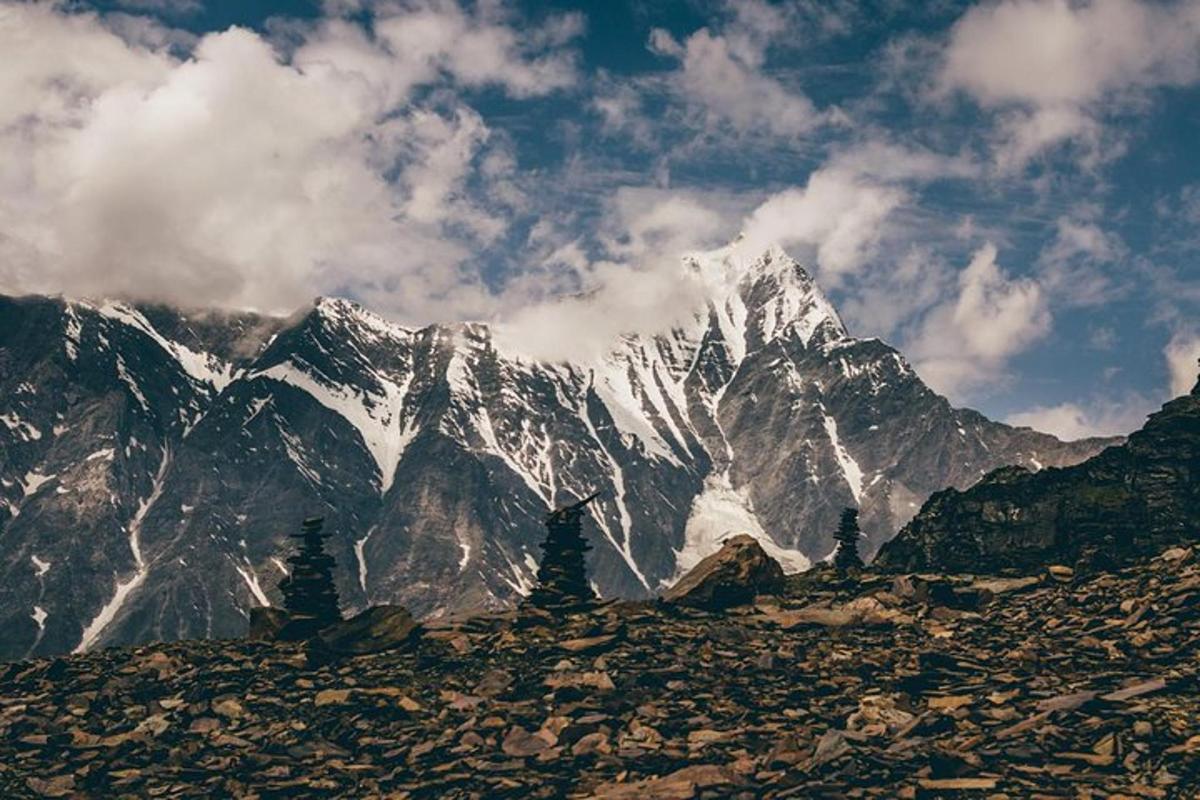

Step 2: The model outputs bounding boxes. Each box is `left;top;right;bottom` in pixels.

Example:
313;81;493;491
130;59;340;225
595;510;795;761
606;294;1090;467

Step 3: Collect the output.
528;492;599;610
833;506;865;573
278;515;341;639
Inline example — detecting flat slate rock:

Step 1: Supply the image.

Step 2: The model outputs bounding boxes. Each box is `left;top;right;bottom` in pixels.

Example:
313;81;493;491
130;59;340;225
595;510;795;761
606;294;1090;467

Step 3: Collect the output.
315;605;420;655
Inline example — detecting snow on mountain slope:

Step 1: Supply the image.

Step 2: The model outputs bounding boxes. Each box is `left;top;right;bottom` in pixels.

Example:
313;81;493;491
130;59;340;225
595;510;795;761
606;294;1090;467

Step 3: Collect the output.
0;245;1121;658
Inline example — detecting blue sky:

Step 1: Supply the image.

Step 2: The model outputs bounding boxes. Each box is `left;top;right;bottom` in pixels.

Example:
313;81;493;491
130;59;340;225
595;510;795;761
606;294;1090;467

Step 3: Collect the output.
1;0;1198;438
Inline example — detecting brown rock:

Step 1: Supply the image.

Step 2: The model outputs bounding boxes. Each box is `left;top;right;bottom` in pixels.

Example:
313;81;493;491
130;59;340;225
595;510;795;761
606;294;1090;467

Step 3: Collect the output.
918;778;997;789
761;596;912;628
188;717;221;734
25;775;75;797
501;725;557;757
587;764;732;799
847;694;917;736
662;535;785;609
314;689;352;707
1101;677;1167;702
212;698;246;719
558;634;618;653
316;605;419;655
544;671;616;692
573;732;612;756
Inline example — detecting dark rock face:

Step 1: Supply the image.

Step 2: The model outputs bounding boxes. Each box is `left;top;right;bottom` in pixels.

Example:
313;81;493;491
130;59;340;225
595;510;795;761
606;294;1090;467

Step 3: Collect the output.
877;375;1200;573
662;534;785;608
0;247;1117;658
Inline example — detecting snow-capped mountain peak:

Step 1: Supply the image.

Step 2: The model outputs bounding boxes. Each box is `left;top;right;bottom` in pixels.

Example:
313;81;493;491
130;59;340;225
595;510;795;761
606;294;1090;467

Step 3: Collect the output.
685;242;847;363
0;251;1120;658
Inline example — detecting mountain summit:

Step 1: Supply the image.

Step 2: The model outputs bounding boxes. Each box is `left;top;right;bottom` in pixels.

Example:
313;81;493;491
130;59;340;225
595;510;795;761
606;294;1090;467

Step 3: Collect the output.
0;247;1116;658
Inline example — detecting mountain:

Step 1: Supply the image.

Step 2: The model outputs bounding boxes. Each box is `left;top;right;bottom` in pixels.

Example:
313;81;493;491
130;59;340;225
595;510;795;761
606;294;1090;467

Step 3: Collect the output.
876;370;1200;573
0;243;1116;659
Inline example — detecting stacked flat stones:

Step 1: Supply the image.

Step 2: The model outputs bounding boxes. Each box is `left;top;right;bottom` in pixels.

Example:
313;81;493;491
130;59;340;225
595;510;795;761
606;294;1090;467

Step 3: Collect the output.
529;493;599;610
279;516;341;636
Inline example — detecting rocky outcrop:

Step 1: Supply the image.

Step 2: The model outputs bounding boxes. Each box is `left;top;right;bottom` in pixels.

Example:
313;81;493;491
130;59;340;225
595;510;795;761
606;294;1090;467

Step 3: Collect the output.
877;374;1200;573
662;534;784;608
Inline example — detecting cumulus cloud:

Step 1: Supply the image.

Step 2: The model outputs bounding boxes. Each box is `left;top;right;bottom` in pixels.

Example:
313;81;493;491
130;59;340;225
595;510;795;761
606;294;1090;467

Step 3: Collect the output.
740;167;906;282
1165;331;1200;395
939;0;1200;168
941;0;1200;106
494;188;730;362
907;243;1052;397
1009;329;1200;438
837;246;955;339
648;0;824;139
0;1;580;318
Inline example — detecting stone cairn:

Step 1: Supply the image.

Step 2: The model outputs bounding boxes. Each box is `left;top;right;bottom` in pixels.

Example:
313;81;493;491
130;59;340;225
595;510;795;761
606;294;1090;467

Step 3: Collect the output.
279;515;342;636
833;506;865;573
528;492;600;610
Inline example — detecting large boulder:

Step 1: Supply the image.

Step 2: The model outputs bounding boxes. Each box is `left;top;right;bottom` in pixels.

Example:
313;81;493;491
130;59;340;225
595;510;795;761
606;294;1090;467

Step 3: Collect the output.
315;605;420;656
662;535;785;609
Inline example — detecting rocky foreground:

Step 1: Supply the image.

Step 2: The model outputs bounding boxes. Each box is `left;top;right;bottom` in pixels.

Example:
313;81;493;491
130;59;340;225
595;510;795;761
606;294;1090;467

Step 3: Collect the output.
2;549;1198;799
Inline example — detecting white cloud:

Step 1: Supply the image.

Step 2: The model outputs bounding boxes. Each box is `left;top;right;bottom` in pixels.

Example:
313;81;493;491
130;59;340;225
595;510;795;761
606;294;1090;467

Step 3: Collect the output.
1007;395;1151;439
940;0;1200;168
1007;327;1200;438
907;243;1052;397
740;167;906;281
1036;215;1127;306
369;3;582;99
942;0;1200;106
495;188;729;362
648;7;822;139
1165;331;1200;396
825;140;981;183
0;4;173;132
990;105;1107;171
0;1;579;319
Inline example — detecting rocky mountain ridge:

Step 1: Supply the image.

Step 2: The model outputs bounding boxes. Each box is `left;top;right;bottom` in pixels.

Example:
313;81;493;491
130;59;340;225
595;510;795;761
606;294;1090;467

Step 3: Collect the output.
877;370;1200;573
0;243;1117;658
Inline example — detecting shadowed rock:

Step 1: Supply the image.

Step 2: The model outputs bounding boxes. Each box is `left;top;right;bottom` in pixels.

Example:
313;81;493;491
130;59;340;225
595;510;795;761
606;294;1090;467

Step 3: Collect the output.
877;372;1200;573
315;605;419;656
662;534;785;609
247;608;288;641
